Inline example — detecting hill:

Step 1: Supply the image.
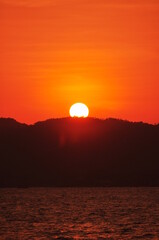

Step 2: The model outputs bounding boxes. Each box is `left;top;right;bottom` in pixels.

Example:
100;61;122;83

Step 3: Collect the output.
0;117;159;187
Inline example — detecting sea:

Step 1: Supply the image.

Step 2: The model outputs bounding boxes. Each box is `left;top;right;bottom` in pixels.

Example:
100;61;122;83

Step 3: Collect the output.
0;188;159;239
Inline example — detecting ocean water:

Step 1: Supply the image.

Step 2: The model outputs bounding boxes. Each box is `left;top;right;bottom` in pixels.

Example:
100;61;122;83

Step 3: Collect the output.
0;188;159;239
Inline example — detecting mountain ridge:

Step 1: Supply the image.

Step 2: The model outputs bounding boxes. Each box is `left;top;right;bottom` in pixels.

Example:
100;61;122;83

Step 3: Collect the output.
1;116;158;126
0;117;159;187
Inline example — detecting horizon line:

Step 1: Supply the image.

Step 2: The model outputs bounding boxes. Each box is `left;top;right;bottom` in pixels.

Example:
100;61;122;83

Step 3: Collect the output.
0;116;158;126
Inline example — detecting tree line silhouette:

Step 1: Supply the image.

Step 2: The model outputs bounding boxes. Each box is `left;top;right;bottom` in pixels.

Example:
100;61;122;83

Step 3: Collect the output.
0;117;159;187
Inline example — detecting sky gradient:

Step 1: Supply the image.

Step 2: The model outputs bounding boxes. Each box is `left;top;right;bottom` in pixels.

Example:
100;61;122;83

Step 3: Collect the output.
1;0;159;123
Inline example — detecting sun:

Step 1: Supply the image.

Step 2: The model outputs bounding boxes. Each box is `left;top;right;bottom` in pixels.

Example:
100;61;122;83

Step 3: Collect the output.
69;103;89;118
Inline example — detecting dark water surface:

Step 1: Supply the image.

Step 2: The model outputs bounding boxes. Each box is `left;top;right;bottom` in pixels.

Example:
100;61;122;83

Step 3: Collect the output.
0;188;159;239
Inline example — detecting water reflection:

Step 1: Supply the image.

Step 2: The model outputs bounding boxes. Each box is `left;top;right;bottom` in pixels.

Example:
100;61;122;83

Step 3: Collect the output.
0;188;159;239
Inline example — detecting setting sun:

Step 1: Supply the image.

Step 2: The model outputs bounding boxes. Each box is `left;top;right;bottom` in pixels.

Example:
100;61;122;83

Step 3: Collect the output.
69;103;89;118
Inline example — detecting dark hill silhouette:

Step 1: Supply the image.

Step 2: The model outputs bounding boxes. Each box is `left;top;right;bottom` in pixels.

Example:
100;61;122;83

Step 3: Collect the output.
0;117;159;187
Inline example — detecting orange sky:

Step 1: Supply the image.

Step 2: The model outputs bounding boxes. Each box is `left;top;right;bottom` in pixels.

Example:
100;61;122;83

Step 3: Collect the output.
1;0;159;123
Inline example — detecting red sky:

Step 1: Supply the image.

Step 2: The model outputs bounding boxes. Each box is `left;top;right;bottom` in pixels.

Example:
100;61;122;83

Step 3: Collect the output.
1;0;159;123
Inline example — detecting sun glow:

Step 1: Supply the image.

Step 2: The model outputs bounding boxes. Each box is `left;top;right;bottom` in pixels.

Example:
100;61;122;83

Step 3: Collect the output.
69;103;89;118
